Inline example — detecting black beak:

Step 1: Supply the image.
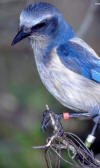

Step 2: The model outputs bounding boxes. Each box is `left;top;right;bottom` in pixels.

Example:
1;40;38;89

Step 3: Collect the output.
11;28;31;46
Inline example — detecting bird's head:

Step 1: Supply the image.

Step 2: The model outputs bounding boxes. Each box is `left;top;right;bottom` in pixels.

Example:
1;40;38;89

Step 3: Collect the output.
11;2;74;46
11;2;63;46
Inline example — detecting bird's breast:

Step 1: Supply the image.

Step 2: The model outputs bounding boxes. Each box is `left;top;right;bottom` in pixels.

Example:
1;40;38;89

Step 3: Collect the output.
34;46;100;112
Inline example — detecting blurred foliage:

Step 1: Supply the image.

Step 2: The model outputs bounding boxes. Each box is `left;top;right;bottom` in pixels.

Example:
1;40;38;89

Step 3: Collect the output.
0;0;100;168
0;123;45;168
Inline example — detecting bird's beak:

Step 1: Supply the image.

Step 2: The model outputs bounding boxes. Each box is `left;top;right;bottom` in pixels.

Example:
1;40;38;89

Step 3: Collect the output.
11;28;31;46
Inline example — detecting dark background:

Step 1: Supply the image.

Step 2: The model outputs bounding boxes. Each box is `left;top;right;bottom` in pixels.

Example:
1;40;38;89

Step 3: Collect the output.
0;0;100;167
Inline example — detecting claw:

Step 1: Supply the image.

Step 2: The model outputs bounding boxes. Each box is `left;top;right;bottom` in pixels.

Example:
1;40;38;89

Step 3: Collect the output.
41;106;64;135
41;119;50;132
41;108;50;132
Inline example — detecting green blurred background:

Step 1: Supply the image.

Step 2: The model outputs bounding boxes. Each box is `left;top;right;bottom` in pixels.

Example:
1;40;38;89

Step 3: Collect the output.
0;0;100;167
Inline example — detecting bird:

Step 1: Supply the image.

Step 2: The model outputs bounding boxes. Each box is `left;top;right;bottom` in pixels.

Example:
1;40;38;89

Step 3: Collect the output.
11;2;100;122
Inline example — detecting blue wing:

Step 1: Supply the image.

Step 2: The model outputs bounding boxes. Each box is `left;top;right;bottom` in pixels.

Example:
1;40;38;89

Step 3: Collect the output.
57;37;100;83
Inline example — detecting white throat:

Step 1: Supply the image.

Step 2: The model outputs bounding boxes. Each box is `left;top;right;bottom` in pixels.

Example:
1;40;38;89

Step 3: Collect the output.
30;36;51;64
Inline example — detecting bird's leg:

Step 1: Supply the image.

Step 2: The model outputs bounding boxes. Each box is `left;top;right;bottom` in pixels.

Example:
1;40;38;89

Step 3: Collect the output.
62;106;100;148
85;107;100;148
41;107;98;132
62;111;98;120
85;122;97;148
41;105;100;145
85;117;100;148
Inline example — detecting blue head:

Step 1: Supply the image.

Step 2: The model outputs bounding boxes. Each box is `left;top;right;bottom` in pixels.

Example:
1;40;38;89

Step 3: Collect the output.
11;2;75;46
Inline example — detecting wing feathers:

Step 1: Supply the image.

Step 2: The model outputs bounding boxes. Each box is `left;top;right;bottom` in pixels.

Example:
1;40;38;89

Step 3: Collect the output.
57;37;100;83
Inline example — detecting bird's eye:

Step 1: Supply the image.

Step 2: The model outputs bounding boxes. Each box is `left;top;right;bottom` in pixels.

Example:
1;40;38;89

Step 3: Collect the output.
31;21;47;30
24;27;31;33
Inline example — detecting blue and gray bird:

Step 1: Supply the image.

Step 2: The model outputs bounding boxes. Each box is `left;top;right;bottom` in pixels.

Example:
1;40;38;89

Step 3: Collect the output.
11;2;100;121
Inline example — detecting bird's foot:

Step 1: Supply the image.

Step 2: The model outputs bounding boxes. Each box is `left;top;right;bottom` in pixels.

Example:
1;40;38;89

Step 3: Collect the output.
41;105;63;135
41;105;51;131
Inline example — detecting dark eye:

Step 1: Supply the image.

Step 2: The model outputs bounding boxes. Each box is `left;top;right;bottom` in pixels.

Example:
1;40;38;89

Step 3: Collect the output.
31;21;47;30
24;27;31;33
